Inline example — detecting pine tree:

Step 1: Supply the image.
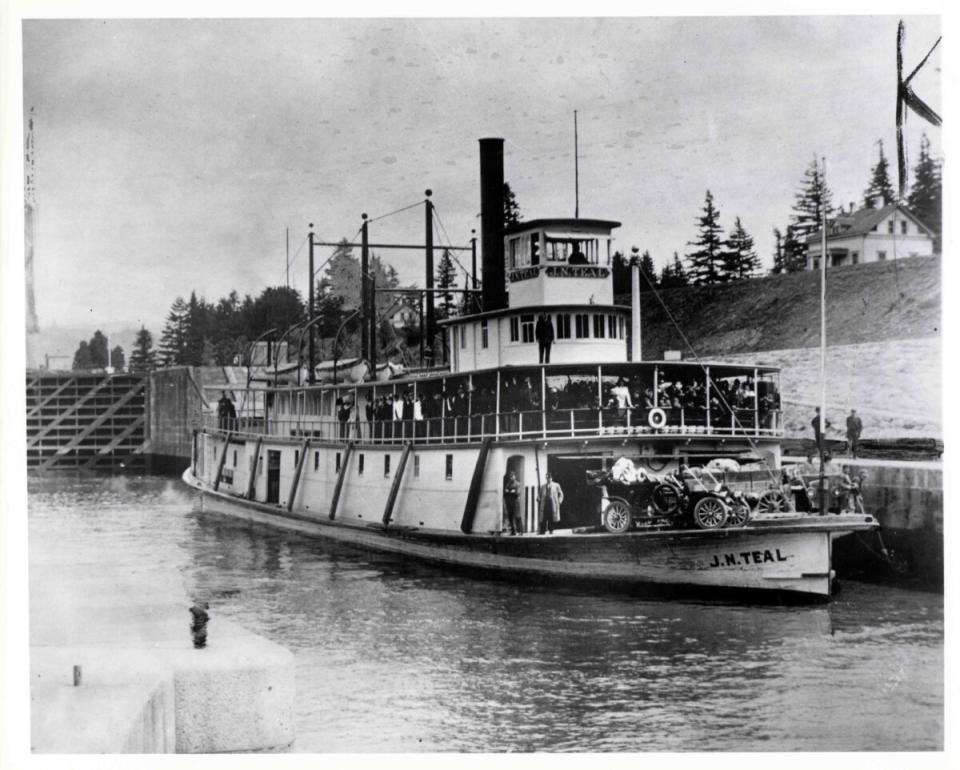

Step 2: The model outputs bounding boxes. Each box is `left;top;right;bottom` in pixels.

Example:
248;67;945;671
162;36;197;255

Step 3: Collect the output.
72;340;93;370
183;291;209;366
611;251;631;296
862;140;895;208
88;330;109;368
721;217;760;280
659;252;689;289
907;133;942;252
435;248;457;320
503;182;521;227
158;297;189;366
780;225;808;273
128;326;158;373
110;346;125;372
791;157;834;241
639;250;658;291
685;190;725;285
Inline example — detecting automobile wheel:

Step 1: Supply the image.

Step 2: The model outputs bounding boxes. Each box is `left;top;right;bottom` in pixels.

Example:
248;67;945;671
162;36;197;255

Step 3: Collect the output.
651;483;681;515
692;496;728;529
757;490;788;513
602;498;633;534
725;498;751;527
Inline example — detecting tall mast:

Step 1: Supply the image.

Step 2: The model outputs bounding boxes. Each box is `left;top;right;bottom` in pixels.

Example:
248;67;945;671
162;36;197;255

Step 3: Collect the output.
25;107;39;333
818;157;827;514
574;110;579;219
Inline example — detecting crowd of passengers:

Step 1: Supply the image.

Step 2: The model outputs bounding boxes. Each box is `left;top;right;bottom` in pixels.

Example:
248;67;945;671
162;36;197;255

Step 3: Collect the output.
328;372;779;439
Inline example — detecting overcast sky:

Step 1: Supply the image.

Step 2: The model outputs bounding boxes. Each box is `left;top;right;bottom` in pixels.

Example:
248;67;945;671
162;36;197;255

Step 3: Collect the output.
22;15;942;334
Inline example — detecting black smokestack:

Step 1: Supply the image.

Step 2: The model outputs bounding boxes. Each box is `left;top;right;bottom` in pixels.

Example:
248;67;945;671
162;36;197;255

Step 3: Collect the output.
479;138;506;311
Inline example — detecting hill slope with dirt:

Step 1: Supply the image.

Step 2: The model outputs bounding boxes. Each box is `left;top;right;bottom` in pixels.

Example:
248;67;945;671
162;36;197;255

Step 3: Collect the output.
638;257;940;359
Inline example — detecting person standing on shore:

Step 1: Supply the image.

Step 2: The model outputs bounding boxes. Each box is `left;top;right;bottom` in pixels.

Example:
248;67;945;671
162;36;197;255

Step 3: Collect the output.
846;409;863;458
538;472;563;535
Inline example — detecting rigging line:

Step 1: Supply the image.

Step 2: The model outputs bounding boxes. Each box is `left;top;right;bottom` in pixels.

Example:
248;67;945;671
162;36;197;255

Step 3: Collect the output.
366;200;423;225
431;205;475;284
636;267;787;492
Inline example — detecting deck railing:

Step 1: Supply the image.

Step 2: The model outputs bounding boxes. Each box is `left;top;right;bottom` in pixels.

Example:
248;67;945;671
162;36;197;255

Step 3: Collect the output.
206;406;783;444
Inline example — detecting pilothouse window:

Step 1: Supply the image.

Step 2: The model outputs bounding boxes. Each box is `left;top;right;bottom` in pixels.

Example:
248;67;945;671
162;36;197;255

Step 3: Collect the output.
545;236;599;264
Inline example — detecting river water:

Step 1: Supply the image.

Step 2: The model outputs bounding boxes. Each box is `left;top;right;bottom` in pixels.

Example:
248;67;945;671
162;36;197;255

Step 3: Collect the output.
28;473;943;752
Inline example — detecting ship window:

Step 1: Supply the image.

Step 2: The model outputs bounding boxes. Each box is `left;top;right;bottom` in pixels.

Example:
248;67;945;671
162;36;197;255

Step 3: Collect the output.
556;313;571;339
520;315;535;343
888;220;895;234
358;454;365;475
531;235;540;265
509;238;520;268
618;317;625;339
481;320;489;349
877;251;887;261
852;251;859;264
901;220;908;234
509;317;519;342
575;313;590;338
314;451;319;471
414;455;420;477
445;454;453;480
384;454;391;477
233;450;237;466
607;315;616;338
335;452;341;472
593;314;605;338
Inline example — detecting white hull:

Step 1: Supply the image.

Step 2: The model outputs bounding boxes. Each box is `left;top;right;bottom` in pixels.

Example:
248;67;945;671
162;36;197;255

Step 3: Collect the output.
183;468;874;599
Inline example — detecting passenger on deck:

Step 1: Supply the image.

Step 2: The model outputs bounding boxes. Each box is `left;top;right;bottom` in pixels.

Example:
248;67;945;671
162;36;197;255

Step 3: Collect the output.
568;248;588;265
535;313;554;364
503;470;522;535
217;391;236;430
538;472;564;534
611;378;633;423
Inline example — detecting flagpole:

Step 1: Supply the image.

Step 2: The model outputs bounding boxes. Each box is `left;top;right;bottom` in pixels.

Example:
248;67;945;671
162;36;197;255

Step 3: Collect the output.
574;110;579;219
819;156;827;515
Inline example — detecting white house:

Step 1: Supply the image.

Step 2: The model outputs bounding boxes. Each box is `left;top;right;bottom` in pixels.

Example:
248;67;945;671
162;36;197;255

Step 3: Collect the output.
805;202;935;270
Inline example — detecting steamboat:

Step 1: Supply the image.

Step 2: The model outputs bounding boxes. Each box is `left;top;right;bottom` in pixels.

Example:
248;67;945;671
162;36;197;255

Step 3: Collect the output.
183;138;877;599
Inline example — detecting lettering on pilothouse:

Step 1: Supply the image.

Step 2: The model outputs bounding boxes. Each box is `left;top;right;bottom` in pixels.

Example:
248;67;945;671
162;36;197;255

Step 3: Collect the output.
708;549;789;568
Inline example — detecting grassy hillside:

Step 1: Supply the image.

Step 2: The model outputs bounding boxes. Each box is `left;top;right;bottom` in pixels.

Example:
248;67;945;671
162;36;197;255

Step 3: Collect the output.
639;257;940;359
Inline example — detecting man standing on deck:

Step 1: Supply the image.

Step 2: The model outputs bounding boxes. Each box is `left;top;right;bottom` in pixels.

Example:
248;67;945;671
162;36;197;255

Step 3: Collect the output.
535;313;554;364
538;472;564;535
846;409;863;458
812;407;831;456
217;391;236;430
503;470;522;535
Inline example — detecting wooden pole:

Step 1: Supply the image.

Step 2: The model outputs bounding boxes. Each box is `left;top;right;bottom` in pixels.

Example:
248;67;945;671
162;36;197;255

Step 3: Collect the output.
308;225;316;384
361;214;369;366
819;157;828;515
425;191;436;362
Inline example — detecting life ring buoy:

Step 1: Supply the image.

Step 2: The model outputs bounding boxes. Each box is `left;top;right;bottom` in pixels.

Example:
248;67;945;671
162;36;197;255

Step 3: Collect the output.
648;408;668;430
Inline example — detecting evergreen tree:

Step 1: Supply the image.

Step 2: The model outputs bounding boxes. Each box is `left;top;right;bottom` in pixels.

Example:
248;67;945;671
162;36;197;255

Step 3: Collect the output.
685;190;725;285
639;250;658;291
790;157;834;241
907;133;942;252
72;340;93;370
435;248;458;320
110;345;125;372
780;225;808;273
88;330;109;368
659;252;689;289
611;251;630;296
183;291;209;366
158;297;189;366
771;228;786;274
128;326;158;373
503;182;521;227
721;217;760;280
862;140;895;208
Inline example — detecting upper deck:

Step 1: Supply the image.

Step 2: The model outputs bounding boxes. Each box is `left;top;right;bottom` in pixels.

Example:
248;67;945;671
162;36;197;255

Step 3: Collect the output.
206;360;783;445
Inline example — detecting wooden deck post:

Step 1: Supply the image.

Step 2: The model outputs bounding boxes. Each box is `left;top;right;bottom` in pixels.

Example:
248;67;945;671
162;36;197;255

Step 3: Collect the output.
460;437;493;534
286;438;310;512
246;436;263;499
213;432;233;491
382;442;413;529
328;442;354;520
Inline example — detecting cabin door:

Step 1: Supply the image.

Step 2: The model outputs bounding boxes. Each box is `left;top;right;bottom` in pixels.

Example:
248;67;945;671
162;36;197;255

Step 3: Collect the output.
547;454;606;530
266;450;282;504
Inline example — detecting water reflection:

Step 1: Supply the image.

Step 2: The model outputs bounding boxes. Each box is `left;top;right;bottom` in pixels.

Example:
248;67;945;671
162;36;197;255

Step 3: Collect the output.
28;474;942;752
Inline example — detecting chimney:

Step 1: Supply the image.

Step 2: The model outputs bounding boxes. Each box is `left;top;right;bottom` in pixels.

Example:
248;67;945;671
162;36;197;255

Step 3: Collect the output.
479;138;506;311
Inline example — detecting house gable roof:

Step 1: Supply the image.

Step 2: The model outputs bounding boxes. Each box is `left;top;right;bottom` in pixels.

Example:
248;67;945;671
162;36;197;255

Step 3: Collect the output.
805;203;935;244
